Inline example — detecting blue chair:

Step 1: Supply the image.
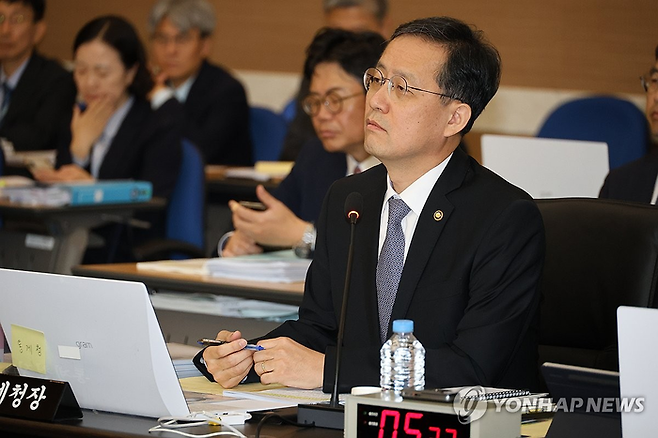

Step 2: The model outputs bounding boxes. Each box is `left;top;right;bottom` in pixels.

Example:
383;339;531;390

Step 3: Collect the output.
280;98;297;124
250;107;288;162
133;139;206;261
537;96;649;170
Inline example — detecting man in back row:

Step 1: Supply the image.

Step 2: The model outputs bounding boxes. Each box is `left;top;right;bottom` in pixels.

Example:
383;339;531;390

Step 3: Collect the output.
0;0;75;153
148;0;252;166
198;16;545;392
278;0;391;161
599;44;658;203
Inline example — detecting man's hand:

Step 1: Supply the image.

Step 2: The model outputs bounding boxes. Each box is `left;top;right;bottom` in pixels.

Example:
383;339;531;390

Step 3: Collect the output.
253;337;324;389
229;185;309;247
222;230;264;257
202;330;255;388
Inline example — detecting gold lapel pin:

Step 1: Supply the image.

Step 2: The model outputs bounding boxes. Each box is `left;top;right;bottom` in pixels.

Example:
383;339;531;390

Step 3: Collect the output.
433;210;444;221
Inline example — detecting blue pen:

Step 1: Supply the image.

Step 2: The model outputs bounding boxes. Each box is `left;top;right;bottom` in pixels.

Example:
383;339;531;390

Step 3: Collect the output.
197;338;265;351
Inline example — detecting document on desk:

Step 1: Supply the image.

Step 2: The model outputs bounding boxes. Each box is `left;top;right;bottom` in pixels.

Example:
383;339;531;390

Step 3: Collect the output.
205;250;311;283
223;387;345;406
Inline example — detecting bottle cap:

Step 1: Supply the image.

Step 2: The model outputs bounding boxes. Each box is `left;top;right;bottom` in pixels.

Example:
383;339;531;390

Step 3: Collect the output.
392;319;413;333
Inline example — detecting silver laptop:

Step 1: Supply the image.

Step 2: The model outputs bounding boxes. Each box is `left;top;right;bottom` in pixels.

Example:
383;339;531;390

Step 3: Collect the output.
617;306;658;437
0;268;189;418
480;134;609;198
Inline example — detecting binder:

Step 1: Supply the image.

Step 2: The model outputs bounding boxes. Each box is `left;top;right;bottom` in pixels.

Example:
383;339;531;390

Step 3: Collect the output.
1;180;152;206
61;180;152;205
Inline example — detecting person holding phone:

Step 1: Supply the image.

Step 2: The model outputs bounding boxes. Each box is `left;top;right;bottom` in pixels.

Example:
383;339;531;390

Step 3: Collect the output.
220;28;384;258
32;15;182;262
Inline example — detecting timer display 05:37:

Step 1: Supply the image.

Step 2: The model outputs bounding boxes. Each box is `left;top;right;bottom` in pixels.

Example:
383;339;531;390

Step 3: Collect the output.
356;403;471;438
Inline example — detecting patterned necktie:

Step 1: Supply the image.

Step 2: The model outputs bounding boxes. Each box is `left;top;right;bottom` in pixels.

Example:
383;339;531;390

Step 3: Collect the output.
376;197;411;342
0;82;12;127
353;165;361;174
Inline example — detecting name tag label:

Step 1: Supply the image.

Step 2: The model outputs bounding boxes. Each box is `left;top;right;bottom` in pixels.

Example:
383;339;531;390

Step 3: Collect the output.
0;374;82;421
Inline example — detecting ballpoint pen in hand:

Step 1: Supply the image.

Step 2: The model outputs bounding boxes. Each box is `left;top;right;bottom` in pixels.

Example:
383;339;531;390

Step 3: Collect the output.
197;338;265;351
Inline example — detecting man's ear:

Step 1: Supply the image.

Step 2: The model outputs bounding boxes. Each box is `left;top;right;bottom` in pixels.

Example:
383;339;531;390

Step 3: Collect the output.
444;103;472;137
33;20;47;46
200;36;211;59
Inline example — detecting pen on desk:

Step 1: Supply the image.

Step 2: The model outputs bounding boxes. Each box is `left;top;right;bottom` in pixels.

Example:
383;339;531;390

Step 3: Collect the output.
197;338;265;351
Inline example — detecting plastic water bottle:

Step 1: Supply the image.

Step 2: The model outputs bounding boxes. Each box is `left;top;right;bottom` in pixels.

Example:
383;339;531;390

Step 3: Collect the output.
380;319;425;393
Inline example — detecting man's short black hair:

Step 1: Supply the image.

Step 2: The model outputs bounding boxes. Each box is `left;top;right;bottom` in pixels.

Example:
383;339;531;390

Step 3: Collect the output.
303;27;386;83
391;16;501;135
3;0;45;22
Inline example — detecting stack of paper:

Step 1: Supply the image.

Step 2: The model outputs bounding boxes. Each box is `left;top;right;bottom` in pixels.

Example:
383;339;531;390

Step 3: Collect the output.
205;250;311;283
173;359;203;379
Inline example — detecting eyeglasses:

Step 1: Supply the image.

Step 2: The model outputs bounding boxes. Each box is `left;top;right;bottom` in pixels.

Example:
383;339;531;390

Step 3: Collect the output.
641;71;658;93
0;14;25;25
302;90;362;116
152;32;196;47
363;67;463;102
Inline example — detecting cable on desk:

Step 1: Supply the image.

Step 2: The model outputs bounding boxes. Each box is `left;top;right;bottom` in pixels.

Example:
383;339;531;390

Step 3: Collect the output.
254;413;315;438
148;416;246;438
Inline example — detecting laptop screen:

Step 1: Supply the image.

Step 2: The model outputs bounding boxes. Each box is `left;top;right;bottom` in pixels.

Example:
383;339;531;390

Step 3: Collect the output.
481;134;609;199
0;268;189;418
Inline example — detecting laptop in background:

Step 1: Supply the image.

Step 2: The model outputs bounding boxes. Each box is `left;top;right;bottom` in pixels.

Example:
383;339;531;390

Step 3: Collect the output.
0;268;189;418
480;134;609;198
617;306;658;437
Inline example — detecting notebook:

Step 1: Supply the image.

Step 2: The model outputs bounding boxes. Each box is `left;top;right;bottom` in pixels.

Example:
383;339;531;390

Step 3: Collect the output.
0;268;188;418
480;134;609;198
617;306;658;437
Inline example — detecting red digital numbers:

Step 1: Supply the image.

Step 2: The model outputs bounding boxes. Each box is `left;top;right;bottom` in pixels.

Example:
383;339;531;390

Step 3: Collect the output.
429;427;458;438
404;412;423;437
379;409;459;437
379;410;400;438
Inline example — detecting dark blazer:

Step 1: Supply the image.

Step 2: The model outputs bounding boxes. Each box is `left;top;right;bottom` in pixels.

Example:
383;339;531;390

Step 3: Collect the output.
55;97;182;262
56;98;182;200
263;147;545;392
273;138;346;223
599;151;658;203
183;61;252;166
0;52;76;151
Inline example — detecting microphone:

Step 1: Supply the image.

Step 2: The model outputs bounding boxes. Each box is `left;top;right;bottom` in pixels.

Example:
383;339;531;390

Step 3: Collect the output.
344;191;363;225
297;192;363;428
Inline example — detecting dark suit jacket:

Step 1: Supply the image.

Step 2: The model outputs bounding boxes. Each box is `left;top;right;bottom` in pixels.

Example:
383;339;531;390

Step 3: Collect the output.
56;98;182;200
0;52;76;152
183;61;252;166
262;147;545;392
273;138;346;223
55;98;182;261
599;151;658;203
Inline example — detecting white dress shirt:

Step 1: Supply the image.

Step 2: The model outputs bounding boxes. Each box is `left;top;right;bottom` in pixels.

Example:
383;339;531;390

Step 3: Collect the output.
378;154;453;261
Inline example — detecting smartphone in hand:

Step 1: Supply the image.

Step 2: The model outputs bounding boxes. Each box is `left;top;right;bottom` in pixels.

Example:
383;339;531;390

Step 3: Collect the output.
239;201;267;211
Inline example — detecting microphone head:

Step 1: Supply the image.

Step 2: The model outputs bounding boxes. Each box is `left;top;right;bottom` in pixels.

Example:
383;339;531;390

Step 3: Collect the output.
344;192;363;224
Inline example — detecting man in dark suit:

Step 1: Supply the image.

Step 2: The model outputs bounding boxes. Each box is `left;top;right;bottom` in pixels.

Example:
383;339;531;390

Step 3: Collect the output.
149;0;251;166
199;17;545;392
599;44;658;203
219;29;383;258
0;0;75;152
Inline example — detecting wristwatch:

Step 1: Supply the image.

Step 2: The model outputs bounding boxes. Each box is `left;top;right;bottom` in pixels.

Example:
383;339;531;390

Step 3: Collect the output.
293;224;317;259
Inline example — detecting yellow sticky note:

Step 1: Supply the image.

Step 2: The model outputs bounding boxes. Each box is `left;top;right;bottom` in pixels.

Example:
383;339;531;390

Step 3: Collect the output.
11;324;46;374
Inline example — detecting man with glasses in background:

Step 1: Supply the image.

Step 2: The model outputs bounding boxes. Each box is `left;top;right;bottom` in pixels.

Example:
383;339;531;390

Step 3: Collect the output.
148;0;251;165
199;17;545;393
218;28;382;258
0;0;75;153
600;45;658;203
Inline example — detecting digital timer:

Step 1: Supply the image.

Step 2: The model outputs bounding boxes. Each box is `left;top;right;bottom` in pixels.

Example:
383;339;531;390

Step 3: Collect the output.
345;392;521;438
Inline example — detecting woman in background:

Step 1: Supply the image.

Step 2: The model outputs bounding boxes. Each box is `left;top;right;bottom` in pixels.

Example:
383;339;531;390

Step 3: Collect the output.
33;15;182;262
